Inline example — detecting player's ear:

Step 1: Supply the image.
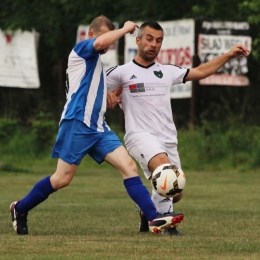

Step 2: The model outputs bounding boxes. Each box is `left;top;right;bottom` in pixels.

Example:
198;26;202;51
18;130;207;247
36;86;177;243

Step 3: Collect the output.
88;30;94;39
136;36;140;45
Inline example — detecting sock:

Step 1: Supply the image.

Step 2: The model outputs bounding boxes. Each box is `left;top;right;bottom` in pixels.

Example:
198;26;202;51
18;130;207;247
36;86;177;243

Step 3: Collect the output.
151;189;173;214
124;176;158;221
15;176;56;213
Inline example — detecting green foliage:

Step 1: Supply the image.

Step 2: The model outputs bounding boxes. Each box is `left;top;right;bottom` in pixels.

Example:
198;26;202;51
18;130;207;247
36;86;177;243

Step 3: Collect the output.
0;119;57;159
1;119;260;172
0;119;18;144
190;0;246;20
0;0;260;128
239;0;260;60
240;0;260;24
31;120;58;153
178;121;260;171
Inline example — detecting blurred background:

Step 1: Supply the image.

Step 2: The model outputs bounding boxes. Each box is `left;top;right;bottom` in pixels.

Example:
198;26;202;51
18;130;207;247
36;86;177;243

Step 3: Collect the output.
0;0;260;171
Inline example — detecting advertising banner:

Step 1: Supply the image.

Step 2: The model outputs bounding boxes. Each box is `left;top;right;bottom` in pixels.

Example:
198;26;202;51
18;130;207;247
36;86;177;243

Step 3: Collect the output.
0;29;40;88
125;19;195;98
198;21;251;86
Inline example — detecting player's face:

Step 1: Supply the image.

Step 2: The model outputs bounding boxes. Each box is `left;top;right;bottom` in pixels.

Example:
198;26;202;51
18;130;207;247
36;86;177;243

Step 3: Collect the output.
137;27;163;62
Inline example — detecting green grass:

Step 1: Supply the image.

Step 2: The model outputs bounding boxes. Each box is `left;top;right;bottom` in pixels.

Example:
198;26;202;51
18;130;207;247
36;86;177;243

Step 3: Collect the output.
0;156;259;260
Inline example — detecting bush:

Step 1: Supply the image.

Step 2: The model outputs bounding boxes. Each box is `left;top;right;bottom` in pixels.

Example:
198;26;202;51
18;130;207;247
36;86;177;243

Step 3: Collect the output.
0;119;58;159
178;121;260;171
0;119;19;145
31;120;58;153
1;119;260;171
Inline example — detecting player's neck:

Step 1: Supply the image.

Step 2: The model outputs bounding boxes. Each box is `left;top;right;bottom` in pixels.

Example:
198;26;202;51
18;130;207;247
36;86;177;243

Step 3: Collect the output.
134;56;155;67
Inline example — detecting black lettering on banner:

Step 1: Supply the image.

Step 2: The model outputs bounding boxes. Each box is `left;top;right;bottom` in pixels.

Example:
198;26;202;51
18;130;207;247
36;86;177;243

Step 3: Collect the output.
201;37;222;50
224;38;242;49
200;53;248;75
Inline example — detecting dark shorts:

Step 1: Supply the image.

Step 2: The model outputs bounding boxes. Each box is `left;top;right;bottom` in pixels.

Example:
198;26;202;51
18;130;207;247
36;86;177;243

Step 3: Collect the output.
51;119;122;165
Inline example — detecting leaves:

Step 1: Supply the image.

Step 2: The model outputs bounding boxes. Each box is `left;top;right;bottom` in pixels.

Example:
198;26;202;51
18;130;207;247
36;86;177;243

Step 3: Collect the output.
0;0;260;125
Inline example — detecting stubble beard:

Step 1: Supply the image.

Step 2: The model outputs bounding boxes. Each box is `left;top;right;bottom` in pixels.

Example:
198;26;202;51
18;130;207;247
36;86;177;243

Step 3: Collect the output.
140;49;157;62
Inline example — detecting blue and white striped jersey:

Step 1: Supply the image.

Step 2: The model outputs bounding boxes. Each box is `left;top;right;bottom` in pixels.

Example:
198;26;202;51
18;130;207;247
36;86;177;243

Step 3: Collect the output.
61;38;109;132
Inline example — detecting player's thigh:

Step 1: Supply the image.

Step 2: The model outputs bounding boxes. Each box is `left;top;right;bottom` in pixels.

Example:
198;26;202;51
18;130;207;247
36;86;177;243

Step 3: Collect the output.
164;143;181;168
88;130;123;164
104;145;138;179
52;119;101;165
90;131;139;179
125;132;167;179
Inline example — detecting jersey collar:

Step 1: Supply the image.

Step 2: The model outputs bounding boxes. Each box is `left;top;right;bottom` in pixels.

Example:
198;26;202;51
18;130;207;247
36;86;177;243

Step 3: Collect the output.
132;59;155;69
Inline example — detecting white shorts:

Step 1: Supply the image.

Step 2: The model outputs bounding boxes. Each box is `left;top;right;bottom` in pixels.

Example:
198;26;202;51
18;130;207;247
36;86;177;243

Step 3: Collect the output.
125;132;181;179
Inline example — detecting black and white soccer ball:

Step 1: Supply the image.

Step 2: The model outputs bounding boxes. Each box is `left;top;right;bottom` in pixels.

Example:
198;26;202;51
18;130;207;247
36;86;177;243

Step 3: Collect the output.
151;164;186;198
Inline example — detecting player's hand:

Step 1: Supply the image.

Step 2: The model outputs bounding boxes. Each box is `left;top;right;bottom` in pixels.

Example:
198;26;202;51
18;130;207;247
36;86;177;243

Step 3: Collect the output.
123;21;139;34
107;87;122;109
228;44;250;59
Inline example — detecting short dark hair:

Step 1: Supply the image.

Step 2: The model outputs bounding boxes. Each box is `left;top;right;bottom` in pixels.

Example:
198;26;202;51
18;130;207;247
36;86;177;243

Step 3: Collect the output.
138;21;163;38
89;15;115;33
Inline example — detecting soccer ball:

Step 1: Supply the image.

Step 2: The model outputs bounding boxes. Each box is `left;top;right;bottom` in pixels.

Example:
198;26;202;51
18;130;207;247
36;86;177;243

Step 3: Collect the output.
151;164;186;198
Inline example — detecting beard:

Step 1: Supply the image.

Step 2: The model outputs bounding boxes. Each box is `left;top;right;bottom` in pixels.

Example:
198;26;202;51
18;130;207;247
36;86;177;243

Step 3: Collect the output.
139;49;158;62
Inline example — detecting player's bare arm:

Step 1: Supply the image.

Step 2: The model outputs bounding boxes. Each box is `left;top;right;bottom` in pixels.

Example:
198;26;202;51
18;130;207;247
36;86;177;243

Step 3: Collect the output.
186;44;250;81
93;21;139;51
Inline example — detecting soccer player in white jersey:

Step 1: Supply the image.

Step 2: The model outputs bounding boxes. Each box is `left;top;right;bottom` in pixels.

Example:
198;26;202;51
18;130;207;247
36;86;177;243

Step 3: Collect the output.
9;16;184;235
106;21;250;235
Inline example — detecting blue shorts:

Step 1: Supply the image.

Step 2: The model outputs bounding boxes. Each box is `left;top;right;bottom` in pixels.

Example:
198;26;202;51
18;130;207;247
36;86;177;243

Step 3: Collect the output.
51;119;122;165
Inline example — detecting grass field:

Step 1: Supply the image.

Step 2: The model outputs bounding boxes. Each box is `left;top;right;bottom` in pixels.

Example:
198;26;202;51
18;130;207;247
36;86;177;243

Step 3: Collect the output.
0;156;259;260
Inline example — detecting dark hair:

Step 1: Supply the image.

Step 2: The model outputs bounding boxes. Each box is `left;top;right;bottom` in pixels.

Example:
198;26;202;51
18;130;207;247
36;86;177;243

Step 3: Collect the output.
89;15;115;33
138;21;163;38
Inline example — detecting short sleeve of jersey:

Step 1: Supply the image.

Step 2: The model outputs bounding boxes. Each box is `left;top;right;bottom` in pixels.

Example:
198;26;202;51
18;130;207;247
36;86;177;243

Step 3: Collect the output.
106;66;121;92
167;65;189;85
73;38;100;59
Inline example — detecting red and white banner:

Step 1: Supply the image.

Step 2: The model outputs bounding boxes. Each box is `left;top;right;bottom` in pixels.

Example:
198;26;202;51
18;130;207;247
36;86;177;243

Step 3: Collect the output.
0;29;40;88
76;23;118;71
124;19;195;98
198;21;251;86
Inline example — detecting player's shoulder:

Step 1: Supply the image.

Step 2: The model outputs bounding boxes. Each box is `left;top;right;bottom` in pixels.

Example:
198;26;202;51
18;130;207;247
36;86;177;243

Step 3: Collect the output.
106;65;119;76
72;38;97;58
156;62;184;70
106;61;133;76
74;38;95;49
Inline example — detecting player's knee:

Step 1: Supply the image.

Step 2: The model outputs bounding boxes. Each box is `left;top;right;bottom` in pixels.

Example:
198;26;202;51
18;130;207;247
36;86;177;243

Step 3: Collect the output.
173;192;182;203
58;178;71;189
129;158;138;172
121;157;139;178
50;172;73;189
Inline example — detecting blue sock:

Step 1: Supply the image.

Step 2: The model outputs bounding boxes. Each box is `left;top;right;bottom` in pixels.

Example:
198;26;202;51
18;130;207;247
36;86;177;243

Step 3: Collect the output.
16;176;56;213
124;176;158;221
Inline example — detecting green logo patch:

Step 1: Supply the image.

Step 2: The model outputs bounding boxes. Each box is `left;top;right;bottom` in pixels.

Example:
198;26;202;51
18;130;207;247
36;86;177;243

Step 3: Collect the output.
153;70;163;78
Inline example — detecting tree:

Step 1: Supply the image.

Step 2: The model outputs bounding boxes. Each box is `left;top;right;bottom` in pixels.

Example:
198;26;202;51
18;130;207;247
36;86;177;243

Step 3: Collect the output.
0;0;259;126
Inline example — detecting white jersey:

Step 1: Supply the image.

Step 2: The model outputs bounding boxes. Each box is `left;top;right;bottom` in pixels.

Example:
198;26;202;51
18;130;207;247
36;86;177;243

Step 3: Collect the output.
106;60;189;143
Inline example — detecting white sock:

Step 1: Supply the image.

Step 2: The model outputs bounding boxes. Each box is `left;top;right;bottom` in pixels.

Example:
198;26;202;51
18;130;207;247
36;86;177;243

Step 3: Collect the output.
151;189;174;214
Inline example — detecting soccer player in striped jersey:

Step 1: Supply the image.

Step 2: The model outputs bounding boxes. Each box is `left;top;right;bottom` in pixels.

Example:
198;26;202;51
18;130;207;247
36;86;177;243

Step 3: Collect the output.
9;16;184;235
106;21;250;235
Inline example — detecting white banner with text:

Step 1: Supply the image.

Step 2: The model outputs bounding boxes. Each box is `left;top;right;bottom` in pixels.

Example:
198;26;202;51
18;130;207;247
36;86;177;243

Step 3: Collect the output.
0;29;40;88
198;21;251;86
